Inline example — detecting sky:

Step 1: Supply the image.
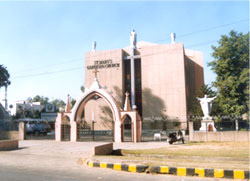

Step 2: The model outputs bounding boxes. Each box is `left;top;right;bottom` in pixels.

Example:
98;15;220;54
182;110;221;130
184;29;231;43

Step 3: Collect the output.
0;1;249;109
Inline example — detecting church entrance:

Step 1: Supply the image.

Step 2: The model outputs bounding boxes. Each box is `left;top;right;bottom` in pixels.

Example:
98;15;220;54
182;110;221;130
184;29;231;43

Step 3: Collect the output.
56;75;141;143
74;93;115;142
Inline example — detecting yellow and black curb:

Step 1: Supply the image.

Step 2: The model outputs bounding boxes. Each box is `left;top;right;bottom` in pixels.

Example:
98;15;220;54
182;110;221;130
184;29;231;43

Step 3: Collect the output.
86;160;249;179
86;160;148;173
151;166;249;179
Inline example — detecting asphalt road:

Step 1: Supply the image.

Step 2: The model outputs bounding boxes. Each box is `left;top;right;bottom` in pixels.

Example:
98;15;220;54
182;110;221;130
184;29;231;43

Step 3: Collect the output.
0;141;220;181
0;164;218;181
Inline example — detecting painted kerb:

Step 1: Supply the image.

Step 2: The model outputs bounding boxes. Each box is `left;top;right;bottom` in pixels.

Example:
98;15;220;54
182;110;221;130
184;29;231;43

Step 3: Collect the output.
151;166;249;179
86;160;147;173
86;160;249;179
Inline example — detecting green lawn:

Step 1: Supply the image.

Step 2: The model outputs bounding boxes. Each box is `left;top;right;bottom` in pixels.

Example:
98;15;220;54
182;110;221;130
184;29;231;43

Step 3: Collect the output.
95;142;250;170
122;142;249;158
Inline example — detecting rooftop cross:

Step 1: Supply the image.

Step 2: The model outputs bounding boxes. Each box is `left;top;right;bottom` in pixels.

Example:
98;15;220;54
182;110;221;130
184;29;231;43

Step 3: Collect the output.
92;69;99;79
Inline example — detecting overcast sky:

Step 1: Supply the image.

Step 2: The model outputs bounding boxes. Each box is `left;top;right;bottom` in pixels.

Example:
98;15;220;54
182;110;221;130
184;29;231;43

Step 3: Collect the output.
0;1;248;107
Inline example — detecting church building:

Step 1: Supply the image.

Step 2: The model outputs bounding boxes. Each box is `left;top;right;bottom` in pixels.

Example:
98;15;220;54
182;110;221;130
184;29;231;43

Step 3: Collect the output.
83;31;204;131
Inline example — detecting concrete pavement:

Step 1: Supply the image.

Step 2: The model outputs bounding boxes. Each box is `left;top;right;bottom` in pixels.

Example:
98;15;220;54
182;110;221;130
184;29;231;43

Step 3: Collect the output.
0;140;223;180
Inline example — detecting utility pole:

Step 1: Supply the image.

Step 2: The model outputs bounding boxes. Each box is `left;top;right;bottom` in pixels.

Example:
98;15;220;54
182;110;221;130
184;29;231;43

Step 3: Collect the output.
3;85;8;111
92;112;96;141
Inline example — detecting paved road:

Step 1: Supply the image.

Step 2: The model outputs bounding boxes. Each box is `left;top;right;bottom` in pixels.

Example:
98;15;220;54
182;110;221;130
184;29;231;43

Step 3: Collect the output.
0;141;221;181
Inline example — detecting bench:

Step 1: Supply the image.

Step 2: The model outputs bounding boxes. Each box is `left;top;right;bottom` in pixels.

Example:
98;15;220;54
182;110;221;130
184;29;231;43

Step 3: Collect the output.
154;133;161;141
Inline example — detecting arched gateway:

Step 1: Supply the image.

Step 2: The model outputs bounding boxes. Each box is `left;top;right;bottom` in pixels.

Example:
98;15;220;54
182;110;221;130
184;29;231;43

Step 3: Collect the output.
55;78;142;143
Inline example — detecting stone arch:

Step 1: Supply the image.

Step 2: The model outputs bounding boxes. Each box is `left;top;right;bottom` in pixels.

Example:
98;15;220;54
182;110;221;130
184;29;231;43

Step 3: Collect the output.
62;115;70;124
70;88;122;142
121;114;132;123
72;90;120;123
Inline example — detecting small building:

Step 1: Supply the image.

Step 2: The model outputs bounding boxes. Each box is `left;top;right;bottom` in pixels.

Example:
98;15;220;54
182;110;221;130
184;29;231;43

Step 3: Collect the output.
11;100;44;117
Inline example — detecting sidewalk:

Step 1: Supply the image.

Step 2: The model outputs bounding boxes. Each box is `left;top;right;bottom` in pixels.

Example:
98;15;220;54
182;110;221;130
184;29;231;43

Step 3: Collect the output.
2;140;248;180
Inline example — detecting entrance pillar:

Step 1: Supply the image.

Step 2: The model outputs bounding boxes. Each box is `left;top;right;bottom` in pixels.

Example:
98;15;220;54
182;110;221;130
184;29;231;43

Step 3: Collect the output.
121;92;142;143
55;123;62;141
70;121;77;142
114;121;122;143
55;113;62;141
19;122;26;140
136;117;142;142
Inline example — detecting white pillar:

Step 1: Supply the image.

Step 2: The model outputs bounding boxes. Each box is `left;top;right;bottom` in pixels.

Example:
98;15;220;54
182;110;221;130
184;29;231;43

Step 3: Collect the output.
188;122;194;142
55;113;62;141
70;121;77;142
114;121;122;143
130;48;135;107
55;123;62;141
19;122;26;140
235;120;239;131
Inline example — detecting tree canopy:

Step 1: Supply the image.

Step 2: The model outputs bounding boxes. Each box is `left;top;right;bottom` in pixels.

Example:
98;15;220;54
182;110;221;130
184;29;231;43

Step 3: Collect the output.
32;95;49;105
0;64;11;88
208;30;249;117
51;99;66;112
32;95;66;112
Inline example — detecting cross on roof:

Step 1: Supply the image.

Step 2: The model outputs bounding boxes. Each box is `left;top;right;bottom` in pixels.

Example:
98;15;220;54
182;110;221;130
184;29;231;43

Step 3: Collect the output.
92;69;99;78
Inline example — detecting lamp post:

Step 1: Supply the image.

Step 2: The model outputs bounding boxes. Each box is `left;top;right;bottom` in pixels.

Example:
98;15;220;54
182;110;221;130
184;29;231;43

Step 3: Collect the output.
92;112;96;141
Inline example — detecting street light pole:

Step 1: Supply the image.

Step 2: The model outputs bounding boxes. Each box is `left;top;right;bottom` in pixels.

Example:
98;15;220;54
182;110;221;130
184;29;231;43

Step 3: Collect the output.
92;112;96;141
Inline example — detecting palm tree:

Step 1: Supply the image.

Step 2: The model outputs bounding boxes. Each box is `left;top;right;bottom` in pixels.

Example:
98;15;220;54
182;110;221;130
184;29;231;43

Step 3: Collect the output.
0;65;11;110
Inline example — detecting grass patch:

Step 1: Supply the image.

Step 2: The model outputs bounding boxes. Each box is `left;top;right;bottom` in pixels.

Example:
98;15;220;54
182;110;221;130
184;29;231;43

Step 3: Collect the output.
93;142;250;170
122;141;249;158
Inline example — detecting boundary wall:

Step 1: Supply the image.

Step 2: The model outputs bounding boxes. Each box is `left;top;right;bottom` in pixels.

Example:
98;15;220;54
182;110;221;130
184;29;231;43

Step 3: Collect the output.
188;122;250;142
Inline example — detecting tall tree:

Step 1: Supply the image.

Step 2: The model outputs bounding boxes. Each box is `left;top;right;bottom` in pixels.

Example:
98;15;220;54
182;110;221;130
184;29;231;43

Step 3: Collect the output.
71;98;76;108
51;99;66;112
208;30;249;117
0;64;11;88
32;95;49;105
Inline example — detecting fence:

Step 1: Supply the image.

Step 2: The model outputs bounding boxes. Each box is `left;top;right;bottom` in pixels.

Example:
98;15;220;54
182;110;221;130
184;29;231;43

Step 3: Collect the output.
193;120;249;131
0;119;18;131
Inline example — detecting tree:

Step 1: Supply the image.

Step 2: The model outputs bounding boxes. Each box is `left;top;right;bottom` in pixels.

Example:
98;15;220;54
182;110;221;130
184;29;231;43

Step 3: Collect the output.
208;30;249;117
51;99;66;112
71;98;76;108
0;64;11;88
32;95;49;105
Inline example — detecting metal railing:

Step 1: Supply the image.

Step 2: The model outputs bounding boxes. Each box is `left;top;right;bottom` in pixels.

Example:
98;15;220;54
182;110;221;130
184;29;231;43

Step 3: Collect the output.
193;120;249;131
